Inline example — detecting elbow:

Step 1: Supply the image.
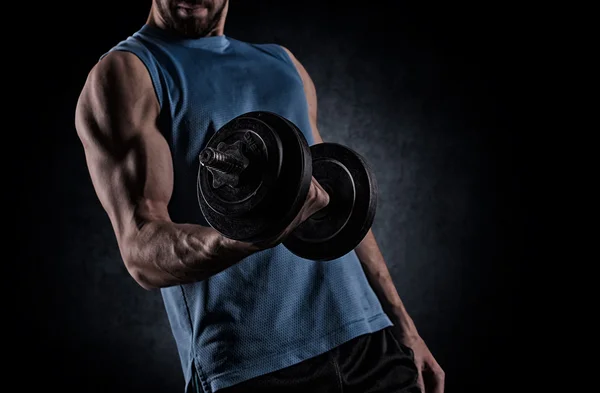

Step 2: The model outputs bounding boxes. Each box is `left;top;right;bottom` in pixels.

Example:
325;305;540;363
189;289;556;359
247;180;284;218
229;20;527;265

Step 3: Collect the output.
120;233;160;290
122;249;159;291
127;263;158;291
125;260;161;290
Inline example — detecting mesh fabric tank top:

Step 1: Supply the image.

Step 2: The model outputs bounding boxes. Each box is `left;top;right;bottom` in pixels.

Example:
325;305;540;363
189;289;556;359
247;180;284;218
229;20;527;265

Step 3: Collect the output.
101;24;392;393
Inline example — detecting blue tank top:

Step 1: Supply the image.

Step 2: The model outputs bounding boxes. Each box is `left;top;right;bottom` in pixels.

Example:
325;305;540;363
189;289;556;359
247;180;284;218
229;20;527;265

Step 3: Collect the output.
101;24;392;393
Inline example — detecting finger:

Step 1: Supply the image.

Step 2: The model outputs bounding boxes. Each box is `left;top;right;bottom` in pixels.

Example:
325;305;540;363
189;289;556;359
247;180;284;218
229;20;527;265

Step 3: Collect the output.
423;366;445;393
311;176;326;191
311;178;329;202
311;178;330;205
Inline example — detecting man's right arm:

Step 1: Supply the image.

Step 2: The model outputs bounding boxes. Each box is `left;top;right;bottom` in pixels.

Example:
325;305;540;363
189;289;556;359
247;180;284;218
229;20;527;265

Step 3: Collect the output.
75;51;259;290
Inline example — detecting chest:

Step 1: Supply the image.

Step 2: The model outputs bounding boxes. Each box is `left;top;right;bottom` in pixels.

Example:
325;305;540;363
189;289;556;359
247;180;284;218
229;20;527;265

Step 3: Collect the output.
163;51;310;164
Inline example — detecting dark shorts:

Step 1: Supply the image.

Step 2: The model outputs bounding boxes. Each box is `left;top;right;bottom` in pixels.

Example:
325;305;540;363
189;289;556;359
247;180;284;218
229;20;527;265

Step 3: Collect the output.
195;327;421;393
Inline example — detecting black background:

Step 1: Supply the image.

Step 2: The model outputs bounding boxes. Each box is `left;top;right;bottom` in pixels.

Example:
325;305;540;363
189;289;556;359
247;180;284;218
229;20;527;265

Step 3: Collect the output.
11;1;547;392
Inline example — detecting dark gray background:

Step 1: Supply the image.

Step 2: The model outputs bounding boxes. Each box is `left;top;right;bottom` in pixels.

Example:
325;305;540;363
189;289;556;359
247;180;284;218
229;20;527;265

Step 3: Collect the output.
12;1;543;392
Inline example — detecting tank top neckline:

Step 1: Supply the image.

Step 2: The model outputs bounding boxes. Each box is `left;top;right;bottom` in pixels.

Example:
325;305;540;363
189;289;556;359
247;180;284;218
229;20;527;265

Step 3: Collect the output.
136;24;230;50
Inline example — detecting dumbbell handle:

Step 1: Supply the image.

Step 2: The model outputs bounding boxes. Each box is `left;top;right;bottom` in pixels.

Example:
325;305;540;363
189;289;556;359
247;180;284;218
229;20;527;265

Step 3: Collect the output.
199;147;245;174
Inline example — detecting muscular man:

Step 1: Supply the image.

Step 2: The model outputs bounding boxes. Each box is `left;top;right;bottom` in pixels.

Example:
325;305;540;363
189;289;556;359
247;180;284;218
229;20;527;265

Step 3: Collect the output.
75;1;444;392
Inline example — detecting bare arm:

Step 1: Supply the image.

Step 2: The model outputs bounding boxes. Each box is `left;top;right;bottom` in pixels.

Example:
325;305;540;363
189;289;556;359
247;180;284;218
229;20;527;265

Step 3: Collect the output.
285;47;445;390
75;51;258;290
282;47;323;144
284;46;417;329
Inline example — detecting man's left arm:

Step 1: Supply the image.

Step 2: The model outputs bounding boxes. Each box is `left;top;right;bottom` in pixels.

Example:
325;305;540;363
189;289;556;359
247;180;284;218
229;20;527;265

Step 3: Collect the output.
283;47;445;393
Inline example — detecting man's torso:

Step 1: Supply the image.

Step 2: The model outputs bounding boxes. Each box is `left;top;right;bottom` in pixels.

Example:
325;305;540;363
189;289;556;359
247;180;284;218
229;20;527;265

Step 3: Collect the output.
101;24;392;393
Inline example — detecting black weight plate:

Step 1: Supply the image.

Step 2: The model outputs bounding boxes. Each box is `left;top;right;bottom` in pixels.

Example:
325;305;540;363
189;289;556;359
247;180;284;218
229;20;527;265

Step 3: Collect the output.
283;143;378;261
198;112;312;242
198;113;283;217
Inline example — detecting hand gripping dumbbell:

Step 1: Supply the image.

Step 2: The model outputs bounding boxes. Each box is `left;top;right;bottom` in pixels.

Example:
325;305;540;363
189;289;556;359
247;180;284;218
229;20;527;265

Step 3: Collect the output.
196;111;377;261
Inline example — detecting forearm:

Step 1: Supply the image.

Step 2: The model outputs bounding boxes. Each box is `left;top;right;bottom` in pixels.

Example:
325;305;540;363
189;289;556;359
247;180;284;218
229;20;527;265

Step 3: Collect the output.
124;220;259;289
355;229;418;334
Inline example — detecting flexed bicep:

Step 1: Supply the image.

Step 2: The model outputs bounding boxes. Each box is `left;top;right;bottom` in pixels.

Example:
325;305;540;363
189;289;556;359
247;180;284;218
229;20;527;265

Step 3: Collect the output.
75;50;173;256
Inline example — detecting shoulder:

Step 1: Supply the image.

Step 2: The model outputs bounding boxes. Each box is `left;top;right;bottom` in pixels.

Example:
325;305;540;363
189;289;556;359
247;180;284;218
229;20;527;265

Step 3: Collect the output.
279;47;310;76
277;46;315;90
79;51;156;113
279;46;296;61
75;51;159;139
233;38;298;65
88;51;151;93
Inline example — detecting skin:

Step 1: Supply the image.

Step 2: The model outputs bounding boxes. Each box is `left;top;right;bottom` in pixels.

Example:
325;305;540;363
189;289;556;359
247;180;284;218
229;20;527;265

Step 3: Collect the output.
75;51;328;289
75;0;444;391
148;0;228;37
284;49;445;391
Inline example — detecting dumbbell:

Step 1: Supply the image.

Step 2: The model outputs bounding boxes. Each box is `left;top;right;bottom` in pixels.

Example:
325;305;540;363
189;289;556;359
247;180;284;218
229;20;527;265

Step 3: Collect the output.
196;111;377;261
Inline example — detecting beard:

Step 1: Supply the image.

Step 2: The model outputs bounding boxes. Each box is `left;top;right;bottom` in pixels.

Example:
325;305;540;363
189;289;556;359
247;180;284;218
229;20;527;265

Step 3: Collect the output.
156;0;227;38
